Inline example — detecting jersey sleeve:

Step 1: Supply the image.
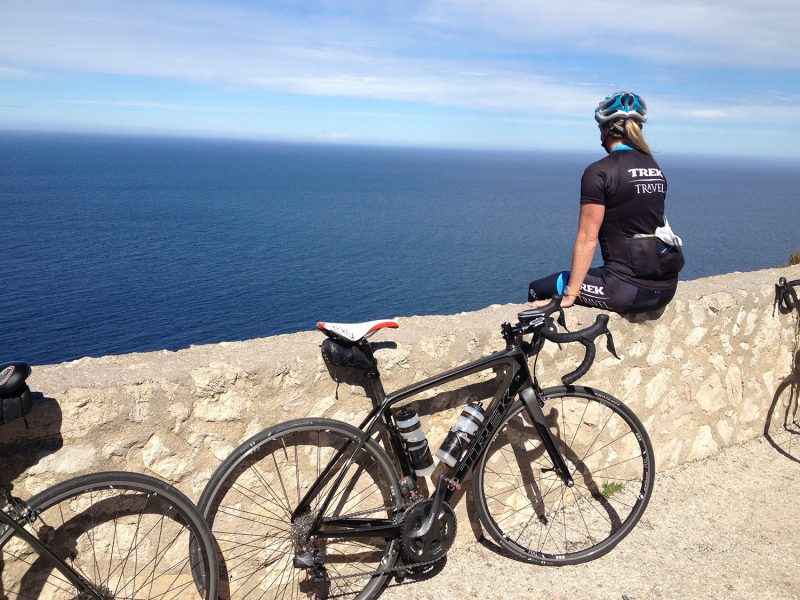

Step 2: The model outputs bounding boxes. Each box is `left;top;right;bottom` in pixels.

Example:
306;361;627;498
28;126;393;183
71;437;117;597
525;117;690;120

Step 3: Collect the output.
580;162;607;205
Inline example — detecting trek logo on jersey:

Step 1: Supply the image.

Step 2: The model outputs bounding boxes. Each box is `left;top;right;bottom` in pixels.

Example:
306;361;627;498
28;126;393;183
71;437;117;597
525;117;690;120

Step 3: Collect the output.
628;168;663;178
627;168;665;194
581;283;604;296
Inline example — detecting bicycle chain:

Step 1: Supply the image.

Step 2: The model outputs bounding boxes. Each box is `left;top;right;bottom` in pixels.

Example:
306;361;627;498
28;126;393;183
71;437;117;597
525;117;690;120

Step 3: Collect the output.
306;500;447;584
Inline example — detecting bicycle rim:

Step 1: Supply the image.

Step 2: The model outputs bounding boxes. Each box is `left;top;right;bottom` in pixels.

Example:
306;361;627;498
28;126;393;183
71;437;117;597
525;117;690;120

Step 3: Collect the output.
474;386;655;565
198;418;402;600
764;376;800;463
0;471;218;599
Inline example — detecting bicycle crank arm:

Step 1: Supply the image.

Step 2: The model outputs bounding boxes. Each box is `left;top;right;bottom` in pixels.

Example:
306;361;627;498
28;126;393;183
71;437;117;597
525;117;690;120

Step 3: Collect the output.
413;474;450;539
520;387;574;487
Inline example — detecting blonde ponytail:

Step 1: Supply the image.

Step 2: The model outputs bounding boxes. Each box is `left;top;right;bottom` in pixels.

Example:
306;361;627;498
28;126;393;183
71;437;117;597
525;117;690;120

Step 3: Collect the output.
623;119;652;156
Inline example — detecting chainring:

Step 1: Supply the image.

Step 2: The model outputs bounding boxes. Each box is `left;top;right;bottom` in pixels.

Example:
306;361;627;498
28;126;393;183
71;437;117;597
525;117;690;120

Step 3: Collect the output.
400;499;456;563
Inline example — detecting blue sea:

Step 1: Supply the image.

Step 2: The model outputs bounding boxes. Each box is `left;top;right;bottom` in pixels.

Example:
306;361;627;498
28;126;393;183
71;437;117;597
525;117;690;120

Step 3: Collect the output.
2;132;799;365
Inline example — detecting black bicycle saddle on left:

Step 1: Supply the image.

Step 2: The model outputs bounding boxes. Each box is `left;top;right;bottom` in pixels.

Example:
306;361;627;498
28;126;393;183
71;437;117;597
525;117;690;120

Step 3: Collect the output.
0;362;31;397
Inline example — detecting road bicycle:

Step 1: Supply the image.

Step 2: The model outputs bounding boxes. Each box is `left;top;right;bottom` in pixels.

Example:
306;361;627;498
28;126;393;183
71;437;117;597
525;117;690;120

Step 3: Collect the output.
766;276;800;461
0;361;220;599
197;297;655;600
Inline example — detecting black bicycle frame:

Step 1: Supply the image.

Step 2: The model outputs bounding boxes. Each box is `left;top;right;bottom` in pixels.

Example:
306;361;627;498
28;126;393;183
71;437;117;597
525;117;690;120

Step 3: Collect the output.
294;333;574;538
0;505;103;599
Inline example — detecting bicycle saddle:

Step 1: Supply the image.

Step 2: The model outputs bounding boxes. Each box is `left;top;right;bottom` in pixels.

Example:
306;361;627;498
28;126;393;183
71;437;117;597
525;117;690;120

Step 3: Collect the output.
0;362;31;396
316;320;398;342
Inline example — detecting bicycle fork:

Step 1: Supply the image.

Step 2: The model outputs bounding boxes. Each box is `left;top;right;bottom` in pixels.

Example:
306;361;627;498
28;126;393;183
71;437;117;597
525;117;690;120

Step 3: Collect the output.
519;386;575;488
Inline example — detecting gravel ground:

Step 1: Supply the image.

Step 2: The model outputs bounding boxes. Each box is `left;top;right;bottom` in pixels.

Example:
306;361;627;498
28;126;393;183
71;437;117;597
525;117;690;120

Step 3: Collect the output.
380;436;800;600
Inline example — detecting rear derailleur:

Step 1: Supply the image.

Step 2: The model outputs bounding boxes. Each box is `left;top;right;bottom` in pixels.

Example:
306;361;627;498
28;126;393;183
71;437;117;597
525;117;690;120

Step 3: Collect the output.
293;545;328;583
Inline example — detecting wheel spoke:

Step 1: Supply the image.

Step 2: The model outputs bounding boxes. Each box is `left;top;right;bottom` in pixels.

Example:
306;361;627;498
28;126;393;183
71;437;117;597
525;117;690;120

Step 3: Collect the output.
477;390;653;563
200;419;401;599
1;474;216;599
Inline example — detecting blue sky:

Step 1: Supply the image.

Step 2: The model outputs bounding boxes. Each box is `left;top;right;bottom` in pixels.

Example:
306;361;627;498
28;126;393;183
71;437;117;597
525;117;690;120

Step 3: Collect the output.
2;0;799;157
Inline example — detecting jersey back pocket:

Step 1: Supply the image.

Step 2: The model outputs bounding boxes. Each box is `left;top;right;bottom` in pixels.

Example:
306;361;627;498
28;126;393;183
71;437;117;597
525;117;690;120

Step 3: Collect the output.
627;236;684;280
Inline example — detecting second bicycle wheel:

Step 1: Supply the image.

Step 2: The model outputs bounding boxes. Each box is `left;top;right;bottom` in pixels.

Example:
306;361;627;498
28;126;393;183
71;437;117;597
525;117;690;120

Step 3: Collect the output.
764;375;800;462
473;385;655;565
198;418;403;600
0;471;218;600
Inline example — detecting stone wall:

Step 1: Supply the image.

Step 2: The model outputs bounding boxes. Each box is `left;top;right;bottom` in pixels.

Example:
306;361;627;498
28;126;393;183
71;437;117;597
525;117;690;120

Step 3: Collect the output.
2;265;799;507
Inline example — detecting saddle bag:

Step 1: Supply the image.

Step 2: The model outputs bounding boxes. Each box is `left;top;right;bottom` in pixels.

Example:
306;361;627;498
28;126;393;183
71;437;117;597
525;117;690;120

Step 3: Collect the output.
321;338;376;371
0;362;33;425
1;384;33;425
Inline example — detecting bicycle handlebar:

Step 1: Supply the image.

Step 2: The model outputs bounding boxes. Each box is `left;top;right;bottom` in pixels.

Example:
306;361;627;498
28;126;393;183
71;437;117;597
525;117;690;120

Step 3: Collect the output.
517;296;617;385
776;277;800;313
540;313;611;385
517;296;563;323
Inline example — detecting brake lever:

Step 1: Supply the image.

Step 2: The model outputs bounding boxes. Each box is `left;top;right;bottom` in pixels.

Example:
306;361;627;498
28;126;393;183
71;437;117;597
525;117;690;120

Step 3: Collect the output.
544;317;563;351
605;329;620;360
557;308;566;329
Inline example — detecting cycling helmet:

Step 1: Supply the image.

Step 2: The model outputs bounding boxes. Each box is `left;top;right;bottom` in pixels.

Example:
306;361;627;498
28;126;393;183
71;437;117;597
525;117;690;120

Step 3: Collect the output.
594;91;648;126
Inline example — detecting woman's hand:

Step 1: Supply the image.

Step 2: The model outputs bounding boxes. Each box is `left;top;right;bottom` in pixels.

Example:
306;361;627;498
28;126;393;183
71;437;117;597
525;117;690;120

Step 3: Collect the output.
560;295;577;308
528;295;577;309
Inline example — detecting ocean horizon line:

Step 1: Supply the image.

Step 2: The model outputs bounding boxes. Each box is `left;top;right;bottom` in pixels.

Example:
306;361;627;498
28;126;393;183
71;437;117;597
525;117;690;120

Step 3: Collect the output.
3;127;800;165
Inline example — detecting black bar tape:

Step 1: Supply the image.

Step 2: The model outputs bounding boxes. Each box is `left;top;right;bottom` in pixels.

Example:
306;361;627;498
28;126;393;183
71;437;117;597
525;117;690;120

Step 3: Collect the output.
562;343;596;385
541;314;609;384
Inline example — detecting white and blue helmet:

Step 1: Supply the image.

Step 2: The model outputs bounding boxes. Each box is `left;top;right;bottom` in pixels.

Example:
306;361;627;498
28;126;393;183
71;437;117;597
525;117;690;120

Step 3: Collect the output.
595;91;648;130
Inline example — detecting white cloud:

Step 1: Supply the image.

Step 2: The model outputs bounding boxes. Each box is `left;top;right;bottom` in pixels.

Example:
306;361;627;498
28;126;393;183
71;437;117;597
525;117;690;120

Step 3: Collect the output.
0;65;41;79
1;0;798;128
421;0;800;70
655;96;800;123
316;132;352;140
59;100;200;112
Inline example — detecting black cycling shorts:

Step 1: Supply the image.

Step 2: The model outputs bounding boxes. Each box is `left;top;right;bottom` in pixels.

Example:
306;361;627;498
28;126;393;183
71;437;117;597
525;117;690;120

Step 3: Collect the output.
528;267;675;314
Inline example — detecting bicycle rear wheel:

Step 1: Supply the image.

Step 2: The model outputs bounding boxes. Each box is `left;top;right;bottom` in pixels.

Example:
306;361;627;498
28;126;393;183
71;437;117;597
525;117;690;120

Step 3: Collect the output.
198;418;403;600
0;471;218;599
473;386;655;565
764;375;800;462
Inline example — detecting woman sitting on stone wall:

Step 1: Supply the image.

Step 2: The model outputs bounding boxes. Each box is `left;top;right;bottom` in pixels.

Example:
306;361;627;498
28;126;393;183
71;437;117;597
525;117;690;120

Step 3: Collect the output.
528;91;684;314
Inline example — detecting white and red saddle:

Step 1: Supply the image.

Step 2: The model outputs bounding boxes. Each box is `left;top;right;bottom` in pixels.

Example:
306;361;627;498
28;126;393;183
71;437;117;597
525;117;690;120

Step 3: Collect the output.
316;319;398;342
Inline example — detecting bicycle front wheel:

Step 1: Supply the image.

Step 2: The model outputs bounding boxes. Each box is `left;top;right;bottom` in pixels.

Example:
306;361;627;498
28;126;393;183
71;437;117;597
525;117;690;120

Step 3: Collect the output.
473;385;655;565
198;418;403;600
764;375;800;462
0;471;218;599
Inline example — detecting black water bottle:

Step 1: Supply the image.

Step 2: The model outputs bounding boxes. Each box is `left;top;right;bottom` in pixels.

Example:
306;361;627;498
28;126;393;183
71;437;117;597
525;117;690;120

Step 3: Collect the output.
435;402;485;467
394;408;435;477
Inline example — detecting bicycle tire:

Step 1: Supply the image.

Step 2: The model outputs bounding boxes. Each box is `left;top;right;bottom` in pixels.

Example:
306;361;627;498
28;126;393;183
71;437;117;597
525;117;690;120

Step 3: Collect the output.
764;375;800;463
473;385;655;565
198;418;403;600
0;471;219;599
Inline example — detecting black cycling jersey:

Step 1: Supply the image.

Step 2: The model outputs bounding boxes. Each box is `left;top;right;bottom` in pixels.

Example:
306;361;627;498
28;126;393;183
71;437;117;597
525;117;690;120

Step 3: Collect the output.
581;149;677;290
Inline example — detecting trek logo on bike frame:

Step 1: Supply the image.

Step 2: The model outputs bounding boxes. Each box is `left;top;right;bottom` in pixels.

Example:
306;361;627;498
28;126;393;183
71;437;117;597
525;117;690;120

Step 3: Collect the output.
457;387;517;476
